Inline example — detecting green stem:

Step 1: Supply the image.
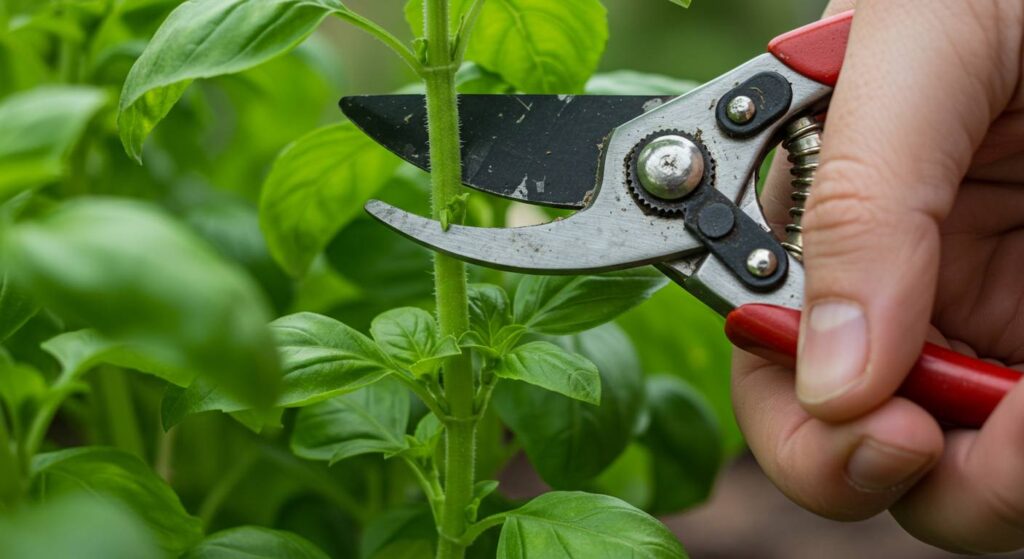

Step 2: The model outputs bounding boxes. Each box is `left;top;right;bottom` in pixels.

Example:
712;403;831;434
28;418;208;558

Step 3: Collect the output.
95;368;145;458
402;456;444;523
154;425;177;482
0;405;21;507
423;1;477;557
459;512;508;547
23;380;82;465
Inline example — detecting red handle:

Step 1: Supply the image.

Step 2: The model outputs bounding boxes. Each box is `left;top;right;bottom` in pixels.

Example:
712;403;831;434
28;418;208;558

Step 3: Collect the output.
725;304;1021;428
768;10;854;87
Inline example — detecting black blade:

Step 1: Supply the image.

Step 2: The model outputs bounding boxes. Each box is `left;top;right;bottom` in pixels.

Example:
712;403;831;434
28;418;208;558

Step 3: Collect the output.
340;94;673;209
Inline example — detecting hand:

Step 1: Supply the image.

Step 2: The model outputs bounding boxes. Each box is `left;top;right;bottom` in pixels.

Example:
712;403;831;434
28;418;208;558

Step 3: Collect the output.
733;0;1024;553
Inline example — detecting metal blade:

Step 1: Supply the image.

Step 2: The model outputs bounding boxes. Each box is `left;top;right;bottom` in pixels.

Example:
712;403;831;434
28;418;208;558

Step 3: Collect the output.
340;94;674;209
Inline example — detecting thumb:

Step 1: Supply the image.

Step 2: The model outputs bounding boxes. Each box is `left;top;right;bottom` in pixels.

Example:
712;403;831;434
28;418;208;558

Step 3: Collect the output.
795;1;1017;420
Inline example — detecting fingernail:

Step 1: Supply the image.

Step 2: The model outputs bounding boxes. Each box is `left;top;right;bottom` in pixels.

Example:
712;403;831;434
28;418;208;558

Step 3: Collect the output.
797;299;868;404
846;438;932;492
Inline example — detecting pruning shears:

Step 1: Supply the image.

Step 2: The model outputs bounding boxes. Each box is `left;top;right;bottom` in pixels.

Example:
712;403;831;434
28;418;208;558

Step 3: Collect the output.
341;11;1020;428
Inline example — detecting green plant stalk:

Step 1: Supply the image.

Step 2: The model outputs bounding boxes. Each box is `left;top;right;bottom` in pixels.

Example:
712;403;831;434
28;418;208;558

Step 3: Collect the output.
0;404;22;507
95;367;145;458
423;1;477;557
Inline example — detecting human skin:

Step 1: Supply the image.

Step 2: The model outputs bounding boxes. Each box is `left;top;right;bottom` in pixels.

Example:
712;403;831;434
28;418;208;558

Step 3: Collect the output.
732;0;1024;553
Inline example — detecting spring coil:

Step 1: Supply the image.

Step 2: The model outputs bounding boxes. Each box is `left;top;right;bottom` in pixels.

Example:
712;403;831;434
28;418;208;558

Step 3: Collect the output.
780;116;823;260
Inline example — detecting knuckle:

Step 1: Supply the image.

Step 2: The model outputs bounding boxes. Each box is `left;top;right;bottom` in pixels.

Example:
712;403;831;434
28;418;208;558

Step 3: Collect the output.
802;157;888;255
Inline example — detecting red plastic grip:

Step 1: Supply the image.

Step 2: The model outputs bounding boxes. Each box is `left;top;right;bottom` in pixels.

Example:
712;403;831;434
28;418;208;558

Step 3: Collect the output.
725;304;1021;428
768;10;854;87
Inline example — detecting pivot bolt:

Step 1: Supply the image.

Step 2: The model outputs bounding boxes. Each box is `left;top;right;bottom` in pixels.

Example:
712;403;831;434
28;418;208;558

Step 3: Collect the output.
746;248;778;278
726;95;757;124
637;135;705;201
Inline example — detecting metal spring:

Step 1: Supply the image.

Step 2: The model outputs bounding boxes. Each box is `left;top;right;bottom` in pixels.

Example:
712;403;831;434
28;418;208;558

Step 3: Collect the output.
780;116;823;259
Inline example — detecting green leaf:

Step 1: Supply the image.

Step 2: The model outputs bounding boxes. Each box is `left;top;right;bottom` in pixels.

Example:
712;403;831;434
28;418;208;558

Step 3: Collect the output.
5;199;281;409
667;0;692;7
117;0;351;161
260;122;401;276
641;375;722;514
494;342;599;404
371;307;461;376
160;312;397;425
31;447;203;555
0;86;107;197
467;284;512;349
183;526;330;559
273;312;396;406
494;324;644;487
406;0;608;93
0;268;37;343
513;270;668;335
291;378;410;464
42;329;193;387
0;495;163;559
497;491;685;558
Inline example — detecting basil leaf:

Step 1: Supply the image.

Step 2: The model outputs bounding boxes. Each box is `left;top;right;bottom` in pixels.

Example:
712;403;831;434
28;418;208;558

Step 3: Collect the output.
0;86;107;197
260;122;401;276
183;526;330;559
642;375;722;514
513;269;668;335
118;0;351;161
467;284;512;348
405;0;608;93
0;496;162;559
6;199;280;409
31;447;203;555
272;312;396;406
494;342;599;405
370;307;460;376
497;491;685;558
494;324;643;487
291;378;410;464
161;311;396;425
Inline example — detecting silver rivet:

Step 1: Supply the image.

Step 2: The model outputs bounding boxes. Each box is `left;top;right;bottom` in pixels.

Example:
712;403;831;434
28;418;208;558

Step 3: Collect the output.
637;135;705;201
726;96;757;124
746;248;778;278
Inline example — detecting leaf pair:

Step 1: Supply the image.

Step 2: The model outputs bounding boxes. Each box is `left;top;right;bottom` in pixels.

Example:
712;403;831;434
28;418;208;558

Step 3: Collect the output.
466;270;668;406
467;282;604;405
165;307;459;427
